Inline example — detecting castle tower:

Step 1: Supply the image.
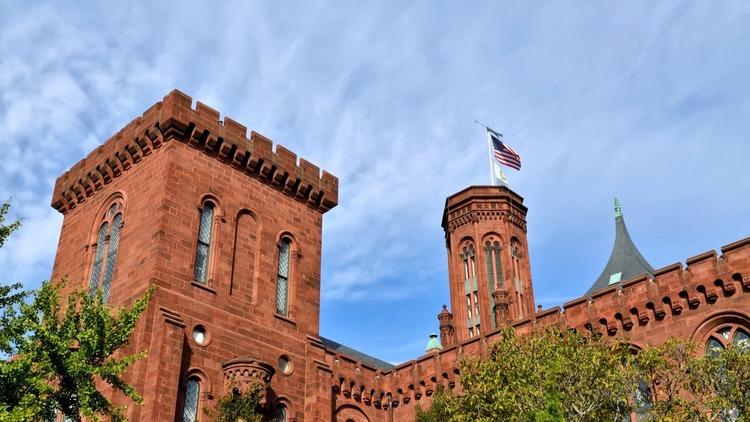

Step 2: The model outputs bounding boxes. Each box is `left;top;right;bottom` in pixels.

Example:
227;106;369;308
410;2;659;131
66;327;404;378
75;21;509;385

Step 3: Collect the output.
441;186;535;341
48;90;338;420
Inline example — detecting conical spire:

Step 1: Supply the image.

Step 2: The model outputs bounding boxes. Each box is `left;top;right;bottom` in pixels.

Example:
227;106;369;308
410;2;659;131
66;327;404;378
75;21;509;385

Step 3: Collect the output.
586;199;654;296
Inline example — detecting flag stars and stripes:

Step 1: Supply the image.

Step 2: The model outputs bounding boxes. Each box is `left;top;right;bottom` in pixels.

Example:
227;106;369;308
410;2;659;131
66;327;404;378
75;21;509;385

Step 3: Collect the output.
488;129;521;171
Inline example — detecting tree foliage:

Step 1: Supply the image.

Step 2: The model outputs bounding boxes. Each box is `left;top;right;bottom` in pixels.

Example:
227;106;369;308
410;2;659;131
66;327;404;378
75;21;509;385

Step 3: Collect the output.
210;379;265;422
417;327;750;422
0;199;153;421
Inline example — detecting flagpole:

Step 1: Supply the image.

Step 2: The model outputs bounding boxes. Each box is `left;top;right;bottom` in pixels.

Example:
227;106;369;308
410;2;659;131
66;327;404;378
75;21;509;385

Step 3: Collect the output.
485;129;496;186
475;120;495;186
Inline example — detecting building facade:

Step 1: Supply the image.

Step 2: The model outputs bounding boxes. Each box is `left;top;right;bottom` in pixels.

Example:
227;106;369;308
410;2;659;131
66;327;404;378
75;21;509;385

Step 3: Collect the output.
48;90;750;421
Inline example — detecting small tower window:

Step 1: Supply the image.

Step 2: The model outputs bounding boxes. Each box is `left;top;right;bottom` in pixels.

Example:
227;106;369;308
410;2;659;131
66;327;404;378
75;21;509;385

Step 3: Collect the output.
276;237;292;316
194;201;215;284
88;202;124;301
182;377;201;422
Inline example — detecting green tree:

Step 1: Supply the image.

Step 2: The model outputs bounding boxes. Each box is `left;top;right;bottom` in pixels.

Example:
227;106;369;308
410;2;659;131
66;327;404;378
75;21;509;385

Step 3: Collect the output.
415;385;452;422
210;379;265;422
0;199;153;421
632;338;704;420
417;327;636;422
689;343;750;421
417;327;750;422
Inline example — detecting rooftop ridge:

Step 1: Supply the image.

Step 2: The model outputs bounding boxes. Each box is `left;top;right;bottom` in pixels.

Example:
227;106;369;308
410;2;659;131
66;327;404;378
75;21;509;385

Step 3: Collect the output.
51;89;338;214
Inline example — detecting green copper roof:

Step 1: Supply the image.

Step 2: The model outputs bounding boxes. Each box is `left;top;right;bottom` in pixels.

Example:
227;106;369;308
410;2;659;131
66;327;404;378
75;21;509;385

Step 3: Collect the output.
425;334;443;352
586;199;654;296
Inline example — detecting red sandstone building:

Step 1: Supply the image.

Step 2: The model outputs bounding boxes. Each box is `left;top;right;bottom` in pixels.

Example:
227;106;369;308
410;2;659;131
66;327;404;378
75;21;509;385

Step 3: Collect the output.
49;90;750;421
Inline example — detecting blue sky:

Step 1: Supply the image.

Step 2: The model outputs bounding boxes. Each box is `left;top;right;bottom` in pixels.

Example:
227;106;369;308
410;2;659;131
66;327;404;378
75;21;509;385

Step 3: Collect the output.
1;1;749;364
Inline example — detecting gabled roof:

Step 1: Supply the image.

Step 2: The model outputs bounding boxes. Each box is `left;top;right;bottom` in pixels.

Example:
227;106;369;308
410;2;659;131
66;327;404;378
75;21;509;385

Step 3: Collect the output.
587;199;654;296
319;336;396;371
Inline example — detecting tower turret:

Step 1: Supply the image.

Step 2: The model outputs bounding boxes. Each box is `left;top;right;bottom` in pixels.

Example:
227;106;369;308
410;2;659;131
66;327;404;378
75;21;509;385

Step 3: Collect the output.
437;304;456;347
441;186;535;341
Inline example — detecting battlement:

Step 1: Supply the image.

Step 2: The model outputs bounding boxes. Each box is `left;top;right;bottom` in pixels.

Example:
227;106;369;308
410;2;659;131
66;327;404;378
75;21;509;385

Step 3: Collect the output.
51;89;339;214
321;234;750;416
536;234;750;340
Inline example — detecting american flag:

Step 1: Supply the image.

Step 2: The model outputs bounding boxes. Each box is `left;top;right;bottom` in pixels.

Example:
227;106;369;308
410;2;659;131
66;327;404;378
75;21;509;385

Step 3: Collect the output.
488;129;521;171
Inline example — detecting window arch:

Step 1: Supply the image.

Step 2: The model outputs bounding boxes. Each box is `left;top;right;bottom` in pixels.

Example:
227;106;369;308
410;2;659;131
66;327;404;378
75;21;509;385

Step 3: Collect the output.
88;201;125;301
276;236;293;316
693;312;750;356
181;376;201;422
194;200;216;285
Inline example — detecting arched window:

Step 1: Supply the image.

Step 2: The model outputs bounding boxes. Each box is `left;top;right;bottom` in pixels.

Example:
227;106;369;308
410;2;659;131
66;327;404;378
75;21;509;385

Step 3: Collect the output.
272;404;288;422
511;239;524;318
182;377;201;422
194;201;215;284
706;325;750;356
88;202;124;301
276;237;292;316
484;239;504;329
462;243;480;337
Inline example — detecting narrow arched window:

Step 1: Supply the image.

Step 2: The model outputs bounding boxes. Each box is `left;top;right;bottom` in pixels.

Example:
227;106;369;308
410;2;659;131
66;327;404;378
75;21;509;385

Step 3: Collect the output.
462;243;480;338
88;203;124;301
276;237;292;316
101;213;123;300
272;404;288;422
182;377;201;422
484;239;504;329
194;201;215;284
484;241;495;287
493;241;503;288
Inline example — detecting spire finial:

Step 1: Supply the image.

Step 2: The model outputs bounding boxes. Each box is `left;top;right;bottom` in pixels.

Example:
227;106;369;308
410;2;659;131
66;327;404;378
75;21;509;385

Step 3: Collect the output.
614;197;622;218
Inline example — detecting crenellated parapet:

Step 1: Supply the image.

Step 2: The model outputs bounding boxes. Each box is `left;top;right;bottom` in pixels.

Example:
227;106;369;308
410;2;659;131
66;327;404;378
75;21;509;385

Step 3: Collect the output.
51;89;339;215
532;235;750;340
321;234;750;418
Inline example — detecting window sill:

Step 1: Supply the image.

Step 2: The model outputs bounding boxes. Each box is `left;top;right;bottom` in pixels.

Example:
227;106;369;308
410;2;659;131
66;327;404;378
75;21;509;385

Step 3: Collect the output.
274;313;297;327
191;281;217;294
